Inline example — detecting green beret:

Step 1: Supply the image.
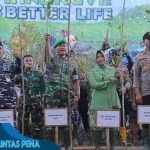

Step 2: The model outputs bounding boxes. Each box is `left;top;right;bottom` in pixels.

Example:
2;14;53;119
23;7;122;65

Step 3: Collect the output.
54;38;66;48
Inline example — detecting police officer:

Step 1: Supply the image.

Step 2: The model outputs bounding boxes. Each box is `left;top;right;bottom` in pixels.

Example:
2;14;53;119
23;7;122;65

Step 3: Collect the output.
0;41;21;109
44;34;80;150
133;32;150;150
15;55;45;139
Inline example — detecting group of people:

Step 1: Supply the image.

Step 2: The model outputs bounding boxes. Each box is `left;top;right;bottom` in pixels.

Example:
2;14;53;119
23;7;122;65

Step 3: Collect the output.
0;31;150;150
0;34;88;150
89;32;150;150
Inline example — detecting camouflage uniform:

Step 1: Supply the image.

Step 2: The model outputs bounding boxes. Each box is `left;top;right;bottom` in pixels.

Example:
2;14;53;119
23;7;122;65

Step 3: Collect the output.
0;57;21;109
44;54;80;147
15;69;45;139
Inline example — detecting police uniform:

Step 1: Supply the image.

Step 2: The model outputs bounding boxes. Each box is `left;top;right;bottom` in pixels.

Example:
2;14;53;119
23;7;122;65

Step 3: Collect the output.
133;32;150;149
15;69;45;138
133;49;150;149
0;57;21;109
133;50;150;97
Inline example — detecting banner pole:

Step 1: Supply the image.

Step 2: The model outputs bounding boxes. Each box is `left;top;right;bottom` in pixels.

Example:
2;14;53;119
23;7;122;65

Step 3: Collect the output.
106;128;110;150
55;126;59;144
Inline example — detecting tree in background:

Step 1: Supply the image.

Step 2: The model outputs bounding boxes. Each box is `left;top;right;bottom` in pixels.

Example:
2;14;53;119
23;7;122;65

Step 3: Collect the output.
9;20;45;70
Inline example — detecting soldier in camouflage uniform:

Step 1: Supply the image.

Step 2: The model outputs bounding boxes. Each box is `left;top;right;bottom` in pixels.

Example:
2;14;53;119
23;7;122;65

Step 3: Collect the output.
15;55;45;139
44;34;80;149
0;41;21;109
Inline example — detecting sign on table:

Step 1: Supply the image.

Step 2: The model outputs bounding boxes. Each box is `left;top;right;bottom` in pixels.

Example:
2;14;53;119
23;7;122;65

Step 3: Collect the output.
44;108;68;126
0;109;14;126
138;105;150;124
97;110;120;128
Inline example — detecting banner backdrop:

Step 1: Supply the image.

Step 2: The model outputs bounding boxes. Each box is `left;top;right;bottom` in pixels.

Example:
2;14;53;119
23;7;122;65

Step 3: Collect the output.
0;0;150;44
0;0;150;60
1;0;113;22
0;0;150;147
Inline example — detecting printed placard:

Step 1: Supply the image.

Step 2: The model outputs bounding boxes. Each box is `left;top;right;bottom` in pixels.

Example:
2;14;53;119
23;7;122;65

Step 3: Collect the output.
0;109;14;126
44;108;68;126
138;105;150;124
97;110;120;128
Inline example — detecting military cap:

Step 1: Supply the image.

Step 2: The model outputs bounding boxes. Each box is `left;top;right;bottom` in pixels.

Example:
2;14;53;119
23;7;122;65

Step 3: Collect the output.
143;32;150;41
54;38;66;48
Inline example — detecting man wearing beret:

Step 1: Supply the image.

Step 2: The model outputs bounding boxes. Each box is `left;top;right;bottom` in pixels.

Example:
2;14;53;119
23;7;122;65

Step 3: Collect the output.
44;34;80;150
133;32;150;150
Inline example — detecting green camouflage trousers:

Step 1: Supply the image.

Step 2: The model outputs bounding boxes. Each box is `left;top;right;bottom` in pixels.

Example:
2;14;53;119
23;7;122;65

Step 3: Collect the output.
44;90;80;148
18;97;45;139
